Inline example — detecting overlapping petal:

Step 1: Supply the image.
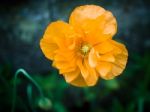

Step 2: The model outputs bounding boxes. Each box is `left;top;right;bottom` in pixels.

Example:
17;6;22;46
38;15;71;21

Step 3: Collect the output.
77;59;98;86
94;40;128;79
40;21;77;60
69;5;117;45
53;49;77;74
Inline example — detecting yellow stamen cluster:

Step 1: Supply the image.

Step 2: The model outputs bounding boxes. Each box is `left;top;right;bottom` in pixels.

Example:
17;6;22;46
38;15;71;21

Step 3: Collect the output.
80;44;91;55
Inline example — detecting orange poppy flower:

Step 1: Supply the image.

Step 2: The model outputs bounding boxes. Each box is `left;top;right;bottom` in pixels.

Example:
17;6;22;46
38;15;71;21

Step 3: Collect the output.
40;5;128;87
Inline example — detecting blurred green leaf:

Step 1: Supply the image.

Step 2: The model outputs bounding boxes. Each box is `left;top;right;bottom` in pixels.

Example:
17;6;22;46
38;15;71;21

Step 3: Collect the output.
53;102;67;112
112;100;124;112
105;79;119;90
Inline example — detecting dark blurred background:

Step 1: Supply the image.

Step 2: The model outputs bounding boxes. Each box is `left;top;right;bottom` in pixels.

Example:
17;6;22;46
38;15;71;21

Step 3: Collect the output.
0;0;150;112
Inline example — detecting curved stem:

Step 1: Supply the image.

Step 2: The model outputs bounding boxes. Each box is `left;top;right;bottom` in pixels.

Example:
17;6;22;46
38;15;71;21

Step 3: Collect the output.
11;69;44;112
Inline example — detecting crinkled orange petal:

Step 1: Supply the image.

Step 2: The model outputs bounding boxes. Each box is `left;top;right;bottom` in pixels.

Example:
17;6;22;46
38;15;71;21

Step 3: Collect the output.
88;48;98;67
64;68;80;83
110;40;128;76
53;60;76;74
54;49;75;61
69;5;117;44
84;59;99;85
40;39;58;60
88;48;115;68
110;40;128;56
69;74;87;87
77;59;98;86
100;63;126;80
96;62;112;79
99;53;115;62
94;40;114;54
96;40;128;80
114;54;127;68
106;40;128;68
40;21;77;60
53;49;77;74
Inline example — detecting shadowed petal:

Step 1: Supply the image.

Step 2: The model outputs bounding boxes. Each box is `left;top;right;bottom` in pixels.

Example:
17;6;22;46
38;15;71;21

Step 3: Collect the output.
96;62;112;78
64;68;80;83
77;59;98;86
88;48;98;67
69;74;87;87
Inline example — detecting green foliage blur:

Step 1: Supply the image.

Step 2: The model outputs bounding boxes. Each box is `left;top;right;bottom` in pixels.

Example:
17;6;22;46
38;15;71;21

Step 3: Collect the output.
0;52;150;112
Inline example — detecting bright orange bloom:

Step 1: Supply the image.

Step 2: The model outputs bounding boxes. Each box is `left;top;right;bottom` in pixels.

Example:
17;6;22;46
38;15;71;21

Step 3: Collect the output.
40;5;128;87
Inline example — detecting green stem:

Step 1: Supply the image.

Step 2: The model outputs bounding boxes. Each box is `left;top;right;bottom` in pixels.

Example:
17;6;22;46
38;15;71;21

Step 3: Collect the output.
138;97;144;112
11;68;44;112
27;84;36;112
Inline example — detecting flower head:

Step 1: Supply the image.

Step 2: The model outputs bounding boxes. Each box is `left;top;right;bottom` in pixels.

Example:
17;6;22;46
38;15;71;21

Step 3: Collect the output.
40;5;128;87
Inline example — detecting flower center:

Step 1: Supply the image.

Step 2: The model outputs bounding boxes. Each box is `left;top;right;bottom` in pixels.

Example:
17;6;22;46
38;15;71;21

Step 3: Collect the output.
80;44;91;55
